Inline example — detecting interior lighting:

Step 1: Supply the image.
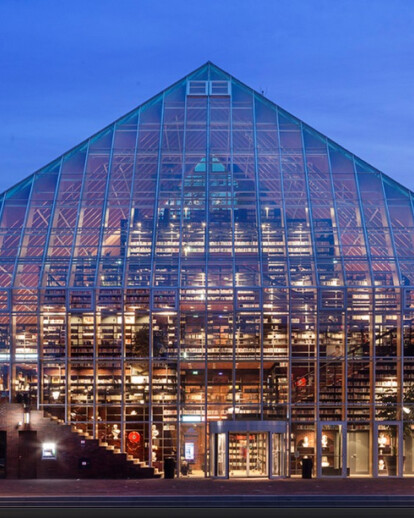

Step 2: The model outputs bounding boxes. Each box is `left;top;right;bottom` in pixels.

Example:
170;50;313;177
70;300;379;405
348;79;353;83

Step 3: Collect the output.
131;375;146;385
52;390;60;401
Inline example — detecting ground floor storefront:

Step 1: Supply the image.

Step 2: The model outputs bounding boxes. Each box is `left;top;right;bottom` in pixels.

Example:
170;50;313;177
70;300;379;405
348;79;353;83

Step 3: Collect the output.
2;403;414;479
179;420;414;479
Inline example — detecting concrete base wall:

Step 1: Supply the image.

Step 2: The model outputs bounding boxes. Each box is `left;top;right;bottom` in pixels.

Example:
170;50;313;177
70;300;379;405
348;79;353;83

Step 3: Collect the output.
0;400;157;479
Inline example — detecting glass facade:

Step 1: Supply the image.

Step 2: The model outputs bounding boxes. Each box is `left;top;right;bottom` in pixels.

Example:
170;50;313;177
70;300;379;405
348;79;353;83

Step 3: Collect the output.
1;62;414;477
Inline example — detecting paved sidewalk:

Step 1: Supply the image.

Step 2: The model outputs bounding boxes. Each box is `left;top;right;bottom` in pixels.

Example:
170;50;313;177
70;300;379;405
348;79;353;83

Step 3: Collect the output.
1;478;414;507
0;477;413;497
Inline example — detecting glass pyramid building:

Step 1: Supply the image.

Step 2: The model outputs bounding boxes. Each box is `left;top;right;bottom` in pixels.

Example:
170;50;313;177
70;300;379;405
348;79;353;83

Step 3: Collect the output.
1;62;414;478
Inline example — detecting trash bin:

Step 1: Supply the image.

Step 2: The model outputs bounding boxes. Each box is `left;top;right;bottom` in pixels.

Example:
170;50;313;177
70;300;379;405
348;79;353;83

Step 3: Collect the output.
164;456;176;479
301;457;313;479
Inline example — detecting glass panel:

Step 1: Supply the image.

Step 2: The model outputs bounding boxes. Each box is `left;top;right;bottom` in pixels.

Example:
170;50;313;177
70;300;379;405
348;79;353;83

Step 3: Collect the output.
229;432;247;477
216;432;226;477
272;433;285;477
377;424;399;476
248;432;268;477
321;424;343;476
291;424;315;476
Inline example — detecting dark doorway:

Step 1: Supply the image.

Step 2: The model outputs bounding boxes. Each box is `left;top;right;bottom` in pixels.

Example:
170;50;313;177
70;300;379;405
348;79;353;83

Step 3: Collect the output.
0;431;6;478
18;430;38;478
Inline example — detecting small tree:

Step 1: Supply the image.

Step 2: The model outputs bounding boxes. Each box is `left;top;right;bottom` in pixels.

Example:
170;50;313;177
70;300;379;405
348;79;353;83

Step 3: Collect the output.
376;384;414;441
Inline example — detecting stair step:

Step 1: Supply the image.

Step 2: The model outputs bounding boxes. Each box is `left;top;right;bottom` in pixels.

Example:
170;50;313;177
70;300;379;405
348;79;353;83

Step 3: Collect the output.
40;409;160;479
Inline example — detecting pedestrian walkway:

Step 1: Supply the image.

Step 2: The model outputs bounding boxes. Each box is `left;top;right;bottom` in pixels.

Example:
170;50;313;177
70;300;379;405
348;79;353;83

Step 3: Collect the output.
0;478;414;507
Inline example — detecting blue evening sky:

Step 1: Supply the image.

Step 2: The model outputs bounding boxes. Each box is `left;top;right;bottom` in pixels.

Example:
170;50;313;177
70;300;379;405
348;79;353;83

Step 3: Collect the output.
0;0;413;193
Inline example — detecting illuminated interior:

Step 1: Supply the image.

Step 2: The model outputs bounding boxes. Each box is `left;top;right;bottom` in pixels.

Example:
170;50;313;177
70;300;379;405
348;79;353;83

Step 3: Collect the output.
1;62;414;478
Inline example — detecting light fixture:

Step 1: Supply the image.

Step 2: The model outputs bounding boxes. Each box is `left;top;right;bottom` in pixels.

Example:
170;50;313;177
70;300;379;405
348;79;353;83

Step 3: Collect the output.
131;375;146;384
52;390;60;401
42;442;57;459
24;410;30;425
403;406;411;414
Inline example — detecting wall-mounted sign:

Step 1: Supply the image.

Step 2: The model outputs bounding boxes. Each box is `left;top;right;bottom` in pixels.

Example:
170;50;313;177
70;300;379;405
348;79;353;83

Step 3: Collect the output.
184;442;194;461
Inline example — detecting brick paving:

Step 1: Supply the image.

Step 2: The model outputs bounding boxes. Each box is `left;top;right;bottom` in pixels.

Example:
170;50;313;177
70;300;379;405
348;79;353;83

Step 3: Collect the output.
0;477;414;497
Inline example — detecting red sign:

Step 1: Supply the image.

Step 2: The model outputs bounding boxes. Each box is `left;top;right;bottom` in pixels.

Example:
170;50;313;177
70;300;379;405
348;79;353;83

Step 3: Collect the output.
128;431;141;443
296;377;307;387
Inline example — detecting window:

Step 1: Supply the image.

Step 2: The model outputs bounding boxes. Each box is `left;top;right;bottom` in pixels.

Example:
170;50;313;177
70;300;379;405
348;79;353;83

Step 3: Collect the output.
187;81;208;96
210;81;231;96
186;81;231;96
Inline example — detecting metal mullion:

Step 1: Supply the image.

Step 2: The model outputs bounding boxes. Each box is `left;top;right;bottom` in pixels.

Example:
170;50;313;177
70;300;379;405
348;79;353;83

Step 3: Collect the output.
63;142;92;433
118;110;142;455
0;195;8;396
92;129;117;443
274;107;292;475
9;174;35;407
92;128;117;288
36;158;64;414
326;142;348;428
300;123;326;430
351;155;374;286
204;66;211;476
370;179;405;476
378;173;404;420
378;172;403;293
176;86;188;474
66;143;92;295
148;92;166;467
229;80;237;423
252;94;265;421
351;156;377;435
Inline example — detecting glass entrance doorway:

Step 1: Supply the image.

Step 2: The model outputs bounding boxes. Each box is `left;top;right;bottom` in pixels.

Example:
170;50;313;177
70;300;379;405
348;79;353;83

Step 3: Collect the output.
210;420;287;479
229;432;268;477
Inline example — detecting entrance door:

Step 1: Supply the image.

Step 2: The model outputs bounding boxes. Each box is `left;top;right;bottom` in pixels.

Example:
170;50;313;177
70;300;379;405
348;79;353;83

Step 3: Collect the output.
18;430;38;479
347;430;369;475
229;432;268;477
271;433;285;477
213;432;227;477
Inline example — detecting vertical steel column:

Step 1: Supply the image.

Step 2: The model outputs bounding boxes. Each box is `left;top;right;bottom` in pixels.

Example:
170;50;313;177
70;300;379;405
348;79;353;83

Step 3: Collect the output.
148;92;166;467
37;158;64;417
326;142;347;475
229;78;237;429
9;176;35;409
65;143;91;432
252;92;265;422
274;107;292;475
176;83;188;475
119;109;141;455
204;65;211;476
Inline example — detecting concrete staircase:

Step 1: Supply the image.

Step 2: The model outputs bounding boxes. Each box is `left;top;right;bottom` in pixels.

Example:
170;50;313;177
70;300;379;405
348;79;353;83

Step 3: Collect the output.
44;412;162;478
